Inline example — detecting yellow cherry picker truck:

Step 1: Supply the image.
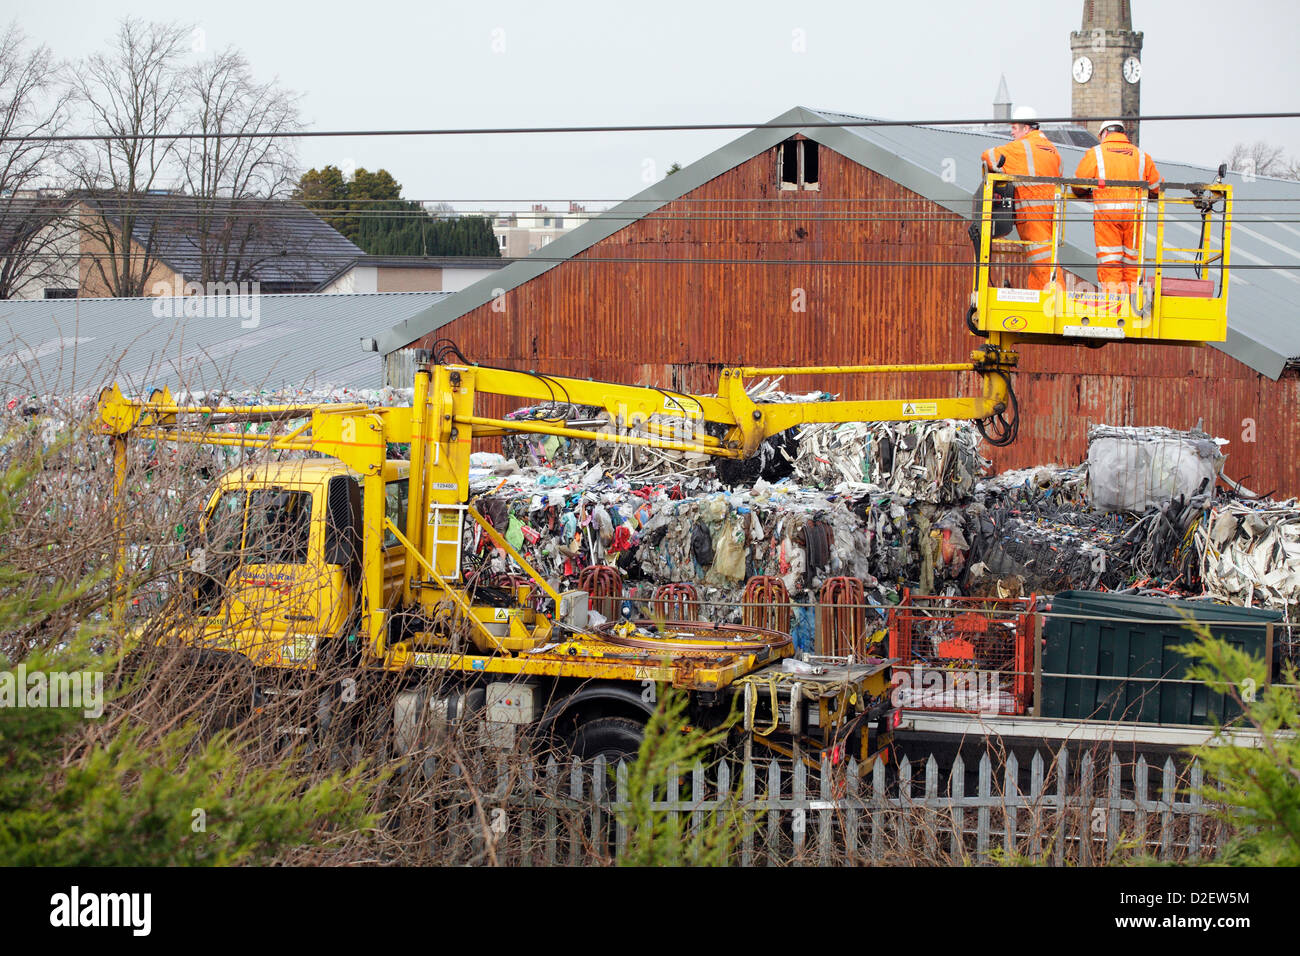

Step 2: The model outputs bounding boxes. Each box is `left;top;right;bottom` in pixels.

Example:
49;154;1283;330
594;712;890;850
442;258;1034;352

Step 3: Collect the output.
96;168;1231;773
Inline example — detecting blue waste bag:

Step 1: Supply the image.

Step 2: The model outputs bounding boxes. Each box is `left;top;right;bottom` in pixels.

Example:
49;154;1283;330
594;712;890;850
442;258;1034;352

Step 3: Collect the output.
790;601;816;655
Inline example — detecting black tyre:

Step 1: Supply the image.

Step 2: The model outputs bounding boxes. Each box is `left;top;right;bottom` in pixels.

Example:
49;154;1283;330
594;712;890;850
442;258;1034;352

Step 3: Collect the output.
568;716;645;762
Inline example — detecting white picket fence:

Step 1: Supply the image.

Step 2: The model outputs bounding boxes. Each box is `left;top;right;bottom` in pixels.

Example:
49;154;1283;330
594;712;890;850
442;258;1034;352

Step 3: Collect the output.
415;748;1223;866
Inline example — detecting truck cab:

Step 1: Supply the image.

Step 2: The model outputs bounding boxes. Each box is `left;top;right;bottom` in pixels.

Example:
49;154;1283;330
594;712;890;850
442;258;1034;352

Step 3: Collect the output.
184;458;410;669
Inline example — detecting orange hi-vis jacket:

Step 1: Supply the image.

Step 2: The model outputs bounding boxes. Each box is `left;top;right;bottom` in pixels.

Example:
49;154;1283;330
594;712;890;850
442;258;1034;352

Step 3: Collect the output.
1073;131;1163;288
1072;131;1162;212
981;129;1062;289
980;128;1061;222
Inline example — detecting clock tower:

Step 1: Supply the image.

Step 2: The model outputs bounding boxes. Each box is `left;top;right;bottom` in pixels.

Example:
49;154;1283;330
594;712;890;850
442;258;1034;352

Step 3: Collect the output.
1070;0;1144;144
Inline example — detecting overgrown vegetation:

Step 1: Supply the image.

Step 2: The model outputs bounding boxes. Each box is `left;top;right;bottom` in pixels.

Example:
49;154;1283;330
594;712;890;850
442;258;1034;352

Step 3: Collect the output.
1178;618;1300;866
615;688;746;866
0;650;374;866
0;418;377;866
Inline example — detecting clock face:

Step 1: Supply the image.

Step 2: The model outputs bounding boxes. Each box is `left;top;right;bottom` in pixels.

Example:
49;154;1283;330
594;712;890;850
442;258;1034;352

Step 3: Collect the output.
1072;56;1093;83
1123;56;1142;84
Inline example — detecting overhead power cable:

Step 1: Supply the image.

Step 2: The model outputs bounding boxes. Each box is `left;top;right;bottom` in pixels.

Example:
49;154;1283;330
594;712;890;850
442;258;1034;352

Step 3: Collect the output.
5;111;1300;143
11;252;1293;269
32;196;1288;205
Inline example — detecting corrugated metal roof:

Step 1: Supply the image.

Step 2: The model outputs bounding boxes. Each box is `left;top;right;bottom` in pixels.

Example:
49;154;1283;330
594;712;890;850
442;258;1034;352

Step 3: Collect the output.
0;291;452;396
380;105;1300;379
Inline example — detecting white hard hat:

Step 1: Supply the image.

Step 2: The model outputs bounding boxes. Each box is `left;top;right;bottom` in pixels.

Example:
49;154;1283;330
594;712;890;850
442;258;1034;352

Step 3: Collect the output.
1100;119;1126;134
1011;106;1039;124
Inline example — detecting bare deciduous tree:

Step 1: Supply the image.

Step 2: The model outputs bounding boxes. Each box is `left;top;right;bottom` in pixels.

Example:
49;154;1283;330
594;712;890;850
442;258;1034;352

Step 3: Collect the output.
67;17;189;297
178;48;304;286
1225;141;1300;182
0;22;77;299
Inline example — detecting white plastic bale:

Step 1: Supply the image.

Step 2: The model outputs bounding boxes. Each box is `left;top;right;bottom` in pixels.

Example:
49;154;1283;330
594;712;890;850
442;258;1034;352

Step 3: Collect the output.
1087;424;1224;513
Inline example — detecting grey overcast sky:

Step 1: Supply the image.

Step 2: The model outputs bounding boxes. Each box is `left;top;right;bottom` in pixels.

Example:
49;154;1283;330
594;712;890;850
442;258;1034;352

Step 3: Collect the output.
11;0;1300;210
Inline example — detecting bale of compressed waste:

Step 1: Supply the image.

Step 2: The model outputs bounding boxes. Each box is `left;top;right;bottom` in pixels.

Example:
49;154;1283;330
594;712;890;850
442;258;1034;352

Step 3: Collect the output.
1087;424;1224;512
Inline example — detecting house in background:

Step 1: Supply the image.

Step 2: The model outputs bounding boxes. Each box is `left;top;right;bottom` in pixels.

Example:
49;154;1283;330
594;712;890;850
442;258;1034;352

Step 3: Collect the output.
0;192;80;299
76;193;364;296
492;203;593;258
315;255;516;294
3;192;364;299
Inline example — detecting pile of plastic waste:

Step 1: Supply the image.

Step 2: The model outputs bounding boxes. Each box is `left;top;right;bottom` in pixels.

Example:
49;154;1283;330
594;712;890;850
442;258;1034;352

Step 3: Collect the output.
1198;498;1300;616
468;454;899;625
789;419;990;503
18;380;1300;630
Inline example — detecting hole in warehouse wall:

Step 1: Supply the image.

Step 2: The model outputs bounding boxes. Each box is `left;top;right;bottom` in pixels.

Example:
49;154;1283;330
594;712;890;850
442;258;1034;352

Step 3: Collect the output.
778;139;820;191
779;140;799;190
802;141;819;190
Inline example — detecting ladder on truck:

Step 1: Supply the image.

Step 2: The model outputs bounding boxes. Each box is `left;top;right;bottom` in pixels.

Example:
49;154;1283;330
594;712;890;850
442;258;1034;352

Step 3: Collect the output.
968;171;1232;346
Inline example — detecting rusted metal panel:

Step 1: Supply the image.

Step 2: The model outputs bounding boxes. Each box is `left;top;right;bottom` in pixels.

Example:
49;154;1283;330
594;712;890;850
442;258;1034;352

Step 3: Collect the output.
413;145;1300;497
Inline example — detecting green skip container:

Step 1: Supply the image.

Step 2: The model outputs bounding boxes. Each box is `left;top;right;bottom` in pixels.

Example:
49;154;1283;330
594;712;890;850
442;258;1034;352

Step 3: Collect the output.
1041;591;1280;725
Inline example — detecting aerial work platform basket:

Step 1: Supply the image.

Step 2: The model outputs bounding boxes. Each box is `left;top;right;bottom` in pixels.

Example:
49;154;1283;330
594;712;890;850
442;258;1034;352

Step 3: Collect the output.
969;172;1232;346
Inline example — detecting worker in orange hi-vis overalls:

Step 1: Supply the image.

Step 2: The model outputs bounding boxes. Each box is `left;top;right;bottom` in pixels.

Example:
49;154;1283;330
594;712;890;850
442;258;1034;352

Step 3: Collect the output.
1072;119;1163;294
980;106;1061;290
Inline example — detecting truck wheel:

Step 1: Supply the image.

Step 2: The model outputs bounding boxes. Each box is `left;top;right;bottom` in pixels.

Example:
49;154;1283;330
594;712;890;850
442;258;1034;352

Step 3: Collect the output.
568;716;645;762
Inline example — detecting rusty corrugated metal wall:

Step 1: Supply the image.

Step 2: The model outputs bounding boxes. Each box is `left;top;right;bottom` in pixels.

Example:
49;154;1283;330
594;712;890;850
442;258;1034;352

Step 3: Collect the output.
414;143;1298;497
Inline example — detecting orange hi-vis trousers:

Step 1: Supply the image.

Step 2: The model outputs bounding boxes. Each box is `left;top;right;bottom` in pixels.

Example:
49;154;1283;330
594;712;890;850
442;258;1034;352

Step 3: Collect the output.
1017;215;1056;290
1093;212;1143;289
982;131;1061;291
1074;133;1161;292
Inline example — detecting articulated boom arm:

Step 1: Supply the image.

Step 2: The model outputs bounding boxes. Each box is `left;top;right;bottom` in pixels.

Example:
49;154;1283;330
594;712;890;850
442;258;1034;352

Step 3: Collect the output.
439;354;1016;460
96;350;1015;471
97;354;1014;650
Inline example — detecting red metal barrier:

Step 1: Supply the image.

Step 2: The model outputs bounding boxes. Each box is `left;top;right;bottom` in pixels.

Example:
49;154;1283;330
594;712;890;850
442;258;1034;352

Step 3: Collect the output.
651;582;699;621
886;589;1037;715
577;565;624;620
817;577;875;658
743;576;791;634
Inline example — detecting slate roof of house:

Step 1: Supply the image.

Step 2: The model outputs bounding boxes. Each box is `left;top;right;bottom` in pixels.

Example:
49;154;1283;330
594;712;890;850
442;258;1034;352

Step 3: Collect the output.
83;193;364;290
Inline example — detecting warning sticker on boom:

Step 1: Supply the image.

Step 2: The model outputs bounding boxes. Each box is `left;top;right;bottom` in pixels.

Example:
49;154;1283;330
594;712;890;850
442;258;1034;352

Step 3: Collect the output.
900;402;938;417
996;288;1040;303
